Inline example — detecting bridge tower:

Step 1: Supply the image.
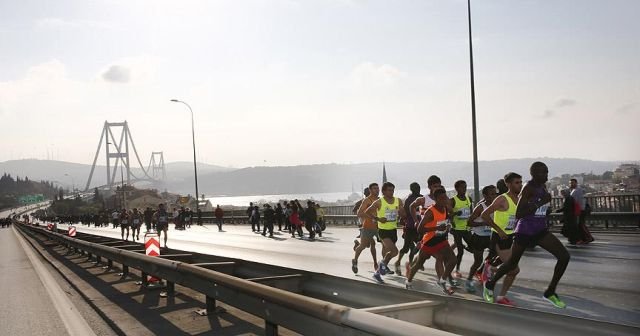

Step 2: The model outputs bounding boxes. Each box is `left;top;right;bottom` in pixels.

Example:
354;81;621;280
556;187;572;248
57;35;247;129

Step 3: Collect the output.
84;121;154;191
147;151;166;181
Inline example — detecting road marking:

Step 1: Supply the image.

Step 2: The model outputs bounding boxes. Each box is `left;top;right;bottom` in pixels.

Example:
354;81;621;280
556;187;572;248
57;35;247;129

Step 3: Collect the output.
13;226;97;336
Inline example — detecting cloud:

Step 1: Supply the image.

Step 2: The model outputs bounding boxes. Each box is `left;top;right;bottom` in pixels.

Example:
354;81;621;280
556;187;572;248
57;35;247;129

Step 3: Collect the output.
554;98;577;108
542;109;555;118
347;62;406;89
102;65;131;83
615;103;636;114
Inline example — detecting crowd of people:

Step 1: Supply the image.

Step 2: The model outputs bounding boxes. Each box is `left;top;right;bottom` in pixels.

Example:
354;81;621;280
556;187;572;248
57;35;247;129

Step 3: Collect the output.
350;161;584;309
245;200;326;239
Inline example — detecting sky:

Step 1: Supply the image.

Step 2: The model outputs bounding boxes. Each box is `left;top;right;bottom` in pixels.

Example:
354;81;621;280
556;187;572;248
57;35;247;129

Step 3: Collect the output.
0;0;638;168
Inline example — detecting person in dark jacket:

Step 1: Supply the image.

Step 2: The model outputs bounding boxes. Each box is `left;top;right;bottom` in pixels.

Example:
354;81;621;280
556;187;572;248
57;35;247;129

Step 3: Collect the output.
557;189;579;245
262;204;275;237
304;201;317;239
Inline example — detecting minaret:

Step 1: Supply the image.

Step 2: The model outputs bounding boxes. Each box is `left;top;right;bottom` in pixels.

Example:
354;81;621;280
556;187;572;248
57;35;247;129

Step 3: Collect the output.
382;162;388;183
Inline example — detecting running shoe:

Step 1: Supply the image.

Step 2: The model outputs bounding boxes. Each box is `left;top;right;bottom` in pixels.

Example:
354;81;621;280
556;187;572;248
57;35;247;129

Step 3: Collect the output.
465;281;476;293
449;278;459;288
453;271;462;279
373;272;384;284
496;297;516;307
378;262;387;275
405;261;411;278
351;259;358;274
405;281;413;290
544;293;567;309
439;279;454;295
481;260;491;283
394;263;402;276
483;283;494;303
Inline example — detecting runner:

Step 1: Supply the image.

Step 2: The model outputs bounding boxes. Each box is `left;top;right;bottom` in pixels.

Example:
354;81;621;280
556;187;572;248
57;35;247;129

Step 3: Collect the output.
144;206;154;232
450;180;473;278
406;188;456;294
131;207;143;241
464;185;497;293
484;162;571;308
120;209;130;241
352;184;380;274
394;182;422;276
408;175;443;275
366;182;406;284
479;172;522;306
153;203;170;248
352;187;370;242
111;209;120;229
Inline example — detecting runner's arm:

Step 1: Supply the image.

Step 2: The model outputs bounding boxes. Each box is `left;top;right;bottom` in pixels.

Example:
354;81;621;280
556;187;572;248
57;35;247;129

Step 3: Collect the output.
409;197;424;224
417;209;435;236
467;203;484;227
481;195;507;236
365;200;382;222
398;199;406;219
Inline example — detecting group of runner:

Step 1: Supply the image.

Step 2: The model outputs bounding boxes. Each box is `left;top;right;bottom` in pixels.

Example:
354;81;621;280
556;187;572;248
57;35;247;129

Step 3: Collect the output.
352;161;571;309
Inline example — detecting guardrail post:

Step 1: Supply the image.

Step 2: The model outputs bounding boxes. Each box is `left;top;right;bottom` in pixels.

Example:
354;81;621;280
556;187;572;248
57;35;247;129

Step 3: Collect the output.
95;255;101;264
167;281;175;295
206;296;216;313
120;265;129;278
141;272;148;287
107;259;113;269
265;321;278;336
87;252;92;261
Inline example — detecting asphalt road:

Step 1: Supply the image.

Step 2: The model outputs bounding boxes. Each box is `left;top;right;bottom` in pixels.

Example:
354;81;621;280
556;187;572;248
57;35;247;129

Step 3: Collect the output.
53;222;640;327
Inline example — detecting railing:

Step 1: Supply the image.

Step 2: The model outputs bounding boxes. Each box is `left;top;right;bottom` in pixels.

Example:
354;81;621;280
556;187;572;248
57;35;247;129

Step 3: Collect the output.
16;224;453;336
196;194;639;230
16;223;640;336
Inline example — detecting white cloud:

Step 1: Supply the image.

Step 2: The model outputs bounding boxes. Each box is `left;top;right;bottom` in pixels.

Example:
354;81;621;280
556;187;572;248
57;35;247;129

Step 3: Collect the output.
346;62;406;89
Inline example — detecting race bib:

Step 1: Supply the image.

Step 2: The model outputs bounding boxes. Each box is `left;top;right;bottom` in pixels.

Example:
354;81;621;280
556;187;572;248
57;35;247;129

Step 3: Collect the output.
121;220;128;225
535;203;550;217
159;216;167;223
185;217;191;221
133;219;140;224
506;215;516;230
436;220;449;236
458;207;471;219
385;208;398;222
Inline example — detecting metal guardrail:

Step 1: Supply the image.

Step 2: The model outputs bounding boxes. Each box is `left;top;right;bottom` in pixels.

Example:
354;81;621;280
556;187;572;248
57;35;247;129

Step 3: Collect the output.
16;223;640;336
16;223;454;336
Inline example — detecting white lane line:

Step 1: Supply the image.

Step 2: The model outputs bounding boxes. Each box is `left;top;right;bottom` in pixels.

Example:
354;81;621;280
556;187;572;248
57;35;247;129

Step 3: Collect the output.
13;226;97;336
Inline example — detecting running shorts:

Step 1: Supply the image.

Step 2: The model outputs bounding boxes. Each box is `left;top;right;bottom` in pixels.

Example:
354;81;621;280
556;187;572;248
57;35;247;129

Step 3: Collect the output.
471;234;491;251
361;228;378;240
490;232;514;250
420;239;449;256
514;229;549;247
378;228;398;243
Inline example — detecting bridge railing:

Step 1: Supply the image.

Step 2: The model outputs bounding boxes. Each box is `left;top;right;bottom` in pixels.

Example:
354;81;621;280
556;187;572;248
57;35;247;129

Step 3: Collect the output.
197;194;639;230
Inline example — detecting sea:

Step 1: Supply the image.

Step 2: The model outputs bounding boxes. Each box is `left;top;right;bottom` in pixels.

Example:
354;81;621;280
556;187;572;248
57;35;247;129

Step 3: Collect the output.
204;188;457;207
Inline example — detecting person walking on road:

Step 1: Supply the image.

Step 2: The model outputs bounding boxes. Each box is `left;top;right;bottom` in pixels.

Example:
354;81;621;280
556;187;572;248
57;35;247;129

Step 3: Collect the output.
570;178;594;244
262;204;275;237
214;205;224;231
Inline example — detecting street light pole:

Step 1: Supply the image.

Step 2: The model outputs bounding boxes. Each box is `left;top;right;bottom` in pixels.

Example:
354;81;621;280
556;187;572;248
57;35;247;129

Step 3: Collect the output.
467;0;480;204
171;99;200;212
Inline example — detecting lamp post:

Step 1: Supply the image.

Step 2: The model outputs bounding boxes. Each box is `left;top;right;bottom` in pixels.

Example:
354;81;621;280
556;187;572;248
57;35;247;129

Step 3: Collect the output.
467;0;480;204
170;99;200;212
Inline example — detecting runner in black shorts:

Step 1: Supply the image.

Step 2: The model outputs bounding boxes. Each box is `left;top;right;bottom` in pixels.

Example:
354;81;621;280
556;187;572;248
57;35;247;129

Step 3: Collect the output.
464;185;497;293
153;203;170;248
